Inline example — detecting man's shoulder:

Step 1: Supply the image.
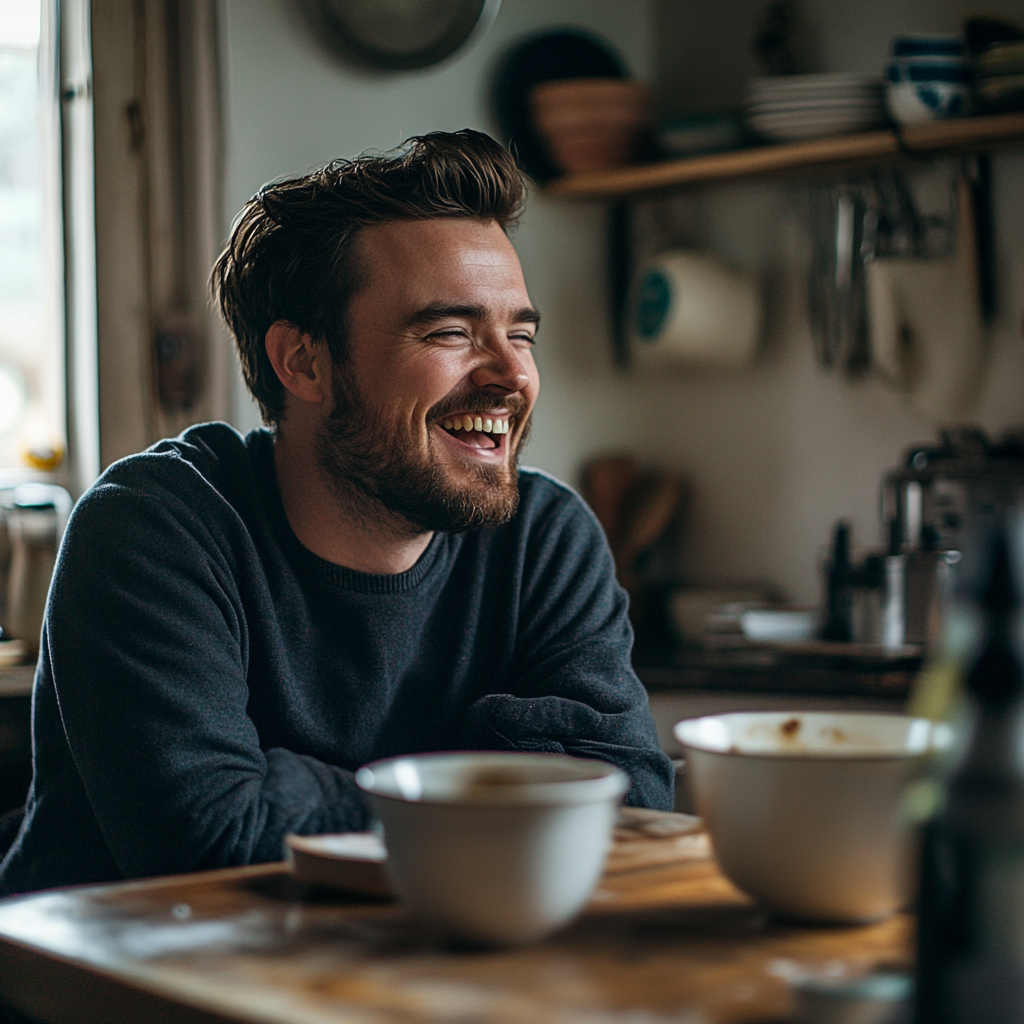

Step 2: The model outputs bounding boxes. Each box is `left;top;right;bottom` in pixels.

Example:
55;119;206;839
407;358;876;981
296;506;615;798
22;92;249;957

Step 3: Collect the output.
69;422;272;545
509;467;605;561
516;467;595;525
91;422;267;500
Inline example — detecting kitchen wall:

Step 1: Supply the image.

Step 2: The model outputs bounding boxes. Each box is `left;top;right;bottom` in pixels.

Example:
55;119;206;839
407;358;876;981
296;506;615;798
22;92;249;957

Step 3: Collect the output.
220;0;1024;607
648;0;1024;604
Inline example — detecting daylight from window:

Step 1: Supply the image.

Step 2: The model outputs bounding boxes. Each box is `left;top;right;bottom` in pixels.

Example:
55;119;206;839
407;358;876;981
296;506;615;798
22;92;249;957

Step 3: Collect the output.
0;0;63;473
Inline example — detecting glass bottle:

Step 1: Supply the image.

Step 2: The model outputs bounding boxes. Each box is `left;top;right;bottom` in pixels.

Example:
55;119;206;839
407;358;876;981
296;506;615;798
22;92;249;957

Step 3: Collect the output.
914;518;1024;1023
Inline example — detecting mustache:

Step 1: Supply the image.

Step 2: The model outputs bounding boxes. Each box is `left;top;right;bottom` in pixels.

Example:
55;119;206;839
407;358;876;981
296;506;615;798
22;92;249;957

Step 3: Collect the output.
427;392;528;423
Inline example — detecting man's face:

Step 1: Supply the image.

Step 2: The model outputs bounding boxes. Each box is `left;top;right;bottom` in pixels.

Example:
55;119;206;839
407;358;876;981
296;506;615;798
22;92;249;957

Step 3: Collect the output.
316;217;540;533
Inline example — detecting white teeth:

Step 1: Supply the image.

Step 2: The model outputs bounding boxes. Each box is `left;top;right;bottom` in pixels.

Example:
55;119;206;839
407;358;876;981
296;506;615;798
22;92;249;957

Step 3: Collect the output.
443;415;513;435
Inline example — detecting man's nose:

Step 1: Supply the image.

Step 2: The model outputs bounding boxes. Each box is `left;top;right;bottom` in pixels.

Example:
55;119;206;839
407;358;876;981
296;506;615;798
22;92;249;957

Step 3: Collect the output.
469;339;531;393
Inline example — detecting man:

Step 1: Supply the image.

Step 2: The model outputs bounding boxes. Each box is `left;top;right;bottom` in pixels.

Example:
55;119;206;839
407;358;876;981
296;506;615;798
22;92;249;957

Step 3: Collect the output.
0;130;672;896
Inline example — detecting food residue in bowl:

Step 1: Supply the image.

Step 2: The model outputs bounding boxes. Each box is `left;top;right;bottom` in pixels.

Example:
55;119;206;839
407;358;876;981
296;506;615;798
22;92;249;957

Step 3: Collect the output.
678;712;933;758
779;718;851;746
739;717;883;754
459;766;536;796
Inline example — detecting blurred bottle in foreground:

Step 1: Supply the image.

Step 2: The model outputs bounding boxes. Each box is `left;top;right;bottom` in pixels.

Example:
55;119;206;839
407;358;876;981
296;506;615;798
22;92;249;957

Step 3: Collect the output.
914;510;1024;1023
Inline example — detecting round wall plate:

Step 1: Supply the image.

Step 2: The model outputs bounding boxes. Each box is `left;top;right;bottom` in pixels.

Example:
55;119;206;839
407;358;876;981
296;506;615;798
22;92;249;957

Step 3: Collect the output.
304;0;501;71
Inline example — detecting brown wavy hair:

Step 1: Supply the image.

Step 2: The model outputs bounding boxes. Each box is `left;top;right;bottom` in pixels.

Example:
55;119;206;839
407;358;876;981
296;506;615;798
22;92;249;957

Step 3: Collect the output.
211;130;528;426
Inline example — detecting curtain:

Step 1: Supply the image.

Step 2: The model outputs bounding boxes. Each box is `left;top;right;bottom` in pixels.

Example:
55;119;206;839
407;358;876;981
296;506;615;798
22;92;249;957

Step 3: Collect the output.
91;0;229;468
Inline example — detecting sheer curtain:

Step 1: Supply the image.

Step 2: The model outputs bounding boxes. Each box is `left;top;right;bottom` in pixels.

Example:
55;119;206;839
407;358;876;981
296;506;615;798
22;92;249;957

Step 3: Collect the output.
91;0;230;469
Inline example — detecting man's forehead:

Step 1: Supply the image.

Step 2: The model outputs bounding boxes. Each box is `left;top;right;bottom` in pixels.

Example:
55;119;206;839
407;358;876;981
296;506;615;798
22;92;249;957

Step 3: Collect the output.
353;217;530;310
357;217;516;266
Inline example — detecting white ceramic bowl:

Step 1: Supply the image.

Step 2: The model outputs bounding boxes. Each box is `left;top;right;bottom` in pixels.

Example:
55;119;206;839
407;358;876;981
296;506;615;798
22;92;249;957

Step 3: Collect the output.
740;608;818;642
885;59;971;124
355;752;630;944
674;712;936;923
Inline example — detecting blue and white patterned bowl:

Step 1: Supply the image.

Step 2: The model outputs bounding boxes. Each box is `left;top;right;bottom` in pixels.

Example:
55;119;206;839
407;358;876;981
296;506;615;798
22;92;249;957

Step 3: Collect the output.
885;57;971;124
891;33;965;59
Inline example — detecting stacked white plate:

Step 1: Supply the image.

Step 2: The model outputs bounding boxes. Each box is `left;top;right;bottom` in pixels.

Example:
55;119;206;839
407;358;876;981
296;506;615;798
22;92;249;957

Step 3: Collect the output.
746;73;887;141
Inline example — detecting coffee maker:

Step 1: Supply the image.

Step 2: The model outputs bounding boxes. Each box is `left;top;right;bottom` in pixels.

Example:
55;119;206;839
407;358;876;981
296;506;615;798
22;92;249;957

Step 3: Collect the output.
823;428;1024;648
879;428;1024;646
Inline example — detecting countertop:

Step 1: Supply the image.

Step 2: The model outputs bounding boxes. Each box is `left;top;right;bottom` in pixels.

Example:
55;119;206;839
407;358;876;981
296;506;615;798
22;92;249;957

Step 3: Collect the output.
0;834;910;1024
635;643;920;702
0;664;33;698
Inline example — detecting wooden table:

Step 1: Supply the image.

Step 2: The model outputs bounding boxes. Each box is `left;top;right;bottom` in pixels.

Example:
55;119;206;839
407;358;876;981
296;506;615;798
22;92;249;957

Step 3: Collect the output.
0;833;911;1024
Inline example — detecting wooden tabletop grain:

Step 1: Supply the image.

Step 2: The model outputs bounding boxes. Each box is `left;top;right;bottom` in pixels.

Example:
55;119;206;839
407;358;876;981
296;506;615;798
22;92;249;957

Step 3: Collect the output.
0;833;911;1024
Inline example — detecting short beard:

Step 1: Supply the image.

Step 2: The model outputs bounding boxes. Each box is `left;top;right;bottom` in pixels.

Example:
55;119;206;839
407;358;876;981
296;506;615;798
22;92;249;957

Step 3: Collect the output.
315;370;529;536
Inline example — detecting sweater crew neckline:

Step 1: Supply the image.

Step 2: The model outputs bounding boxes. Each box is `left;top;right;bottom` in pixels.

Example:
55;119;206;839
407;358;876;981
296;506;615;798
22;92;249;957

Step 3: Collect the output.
246;429;446;594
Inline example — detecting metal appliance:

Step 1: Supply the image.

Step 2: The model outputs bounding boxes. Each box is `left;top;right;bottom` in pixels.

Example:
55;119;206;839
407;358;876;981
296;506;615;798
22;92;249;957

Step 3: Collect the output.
820;428;1024;648
880;427;1024;646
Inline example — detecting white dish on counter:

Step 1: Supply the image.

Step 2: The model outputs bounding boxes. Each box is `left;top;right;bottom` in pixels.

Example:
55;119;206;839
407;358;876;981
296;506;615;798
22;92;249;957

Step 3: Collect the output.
285;831;392;896
740;608;817;642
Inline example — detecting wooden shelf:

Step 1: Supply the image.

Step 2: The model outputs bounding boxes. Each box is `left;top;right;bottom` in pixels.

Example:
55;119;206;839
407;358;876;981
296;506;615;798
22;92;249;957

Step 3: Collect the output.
545;112;1024;199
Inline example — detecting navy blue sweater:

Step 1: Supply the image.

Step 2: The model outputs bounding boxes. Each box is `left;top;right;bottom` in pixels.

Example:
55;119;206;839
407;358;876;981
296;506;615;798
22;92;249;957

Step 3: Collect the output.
0;423;672;895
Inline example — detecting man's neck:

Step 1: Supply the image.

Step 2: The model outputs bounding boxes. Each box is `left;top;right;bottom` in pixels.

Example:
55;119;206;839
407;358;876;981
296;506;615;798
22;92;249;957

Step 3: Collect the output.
272;431;433;575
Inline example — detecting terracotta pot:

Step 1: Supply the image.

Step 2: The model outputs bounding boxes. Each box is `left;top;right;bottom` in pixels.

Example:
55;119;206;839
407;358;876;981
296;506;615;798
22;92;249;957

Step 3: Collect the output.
529;78;651;174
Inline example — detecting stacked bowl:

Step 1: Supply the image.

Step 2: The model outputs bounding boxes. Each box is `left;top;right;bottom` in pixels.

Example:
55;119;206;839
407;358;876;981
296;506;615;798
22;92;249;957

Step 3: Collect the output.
745;73;887;142
973;39;1024;112
530;78;651;175
885;34;971;125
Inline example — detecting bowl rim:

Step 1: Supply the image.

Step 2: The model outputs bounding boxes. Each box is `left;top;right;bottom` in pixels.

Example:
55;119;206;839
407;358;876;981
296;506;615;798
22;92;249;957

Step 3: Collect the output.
529;77;651;97
673;710;938;762
355;750;632;806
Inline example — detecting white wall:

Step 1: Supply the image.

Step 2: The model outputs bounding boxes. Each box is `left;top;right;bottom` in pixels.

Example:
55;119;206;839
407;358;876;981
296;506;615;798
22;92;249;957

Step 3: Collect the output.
221;0;1024;608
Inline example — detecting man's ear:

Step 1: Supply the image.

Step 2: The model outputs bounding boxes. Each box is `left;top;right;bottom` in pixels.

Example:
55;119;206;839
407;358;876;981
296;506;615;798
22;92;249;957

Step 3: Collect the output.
265;321;328;405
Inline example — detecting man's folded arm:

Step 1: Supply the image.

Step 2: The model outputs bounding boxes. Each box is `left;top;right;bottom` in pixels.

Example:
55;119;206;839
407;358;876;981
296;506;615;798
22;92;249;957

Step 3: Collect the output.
461;484;674;810
46;483;368;880
460;640;673;809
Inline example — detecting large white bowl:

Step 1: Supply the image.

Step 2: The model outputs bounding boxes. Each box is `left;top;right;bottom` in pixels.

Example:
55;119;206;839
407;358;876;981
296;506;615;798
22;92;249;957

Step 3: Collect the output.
355;752;630;944
674;712;936;923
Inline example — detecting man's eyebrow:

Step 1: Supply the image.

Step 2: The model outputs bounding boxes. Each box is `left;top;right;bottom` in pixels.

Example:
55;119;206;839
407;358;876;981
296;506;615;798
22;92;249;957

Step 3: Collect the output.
403;304;541;329
513;307;542;326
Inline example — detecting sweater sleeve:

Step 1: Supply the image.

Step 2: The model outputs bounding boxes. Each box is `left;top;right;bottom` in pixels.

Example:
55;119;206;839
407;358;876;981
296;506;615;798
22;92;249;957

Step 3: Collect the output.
46;476;369;879
460;477;674;810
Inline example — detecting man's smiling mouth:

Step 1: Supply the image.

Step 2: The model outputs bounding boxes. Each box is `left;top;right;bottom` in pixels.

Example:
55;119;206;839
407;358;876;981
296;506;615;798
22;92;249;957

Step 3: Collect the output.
438;414;511;450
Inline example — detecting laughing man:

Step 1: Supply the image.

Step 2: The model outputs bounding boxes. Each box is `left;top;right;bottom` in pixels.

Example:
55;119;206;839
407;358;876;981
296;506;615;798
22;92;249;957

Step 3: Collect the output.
0;130;673;895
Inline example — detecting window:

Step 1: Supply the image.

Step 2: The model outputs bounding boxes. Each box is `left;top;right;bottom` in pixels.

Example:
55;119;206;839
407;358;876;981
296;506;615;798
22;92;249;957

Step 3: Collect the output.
0;0;64;478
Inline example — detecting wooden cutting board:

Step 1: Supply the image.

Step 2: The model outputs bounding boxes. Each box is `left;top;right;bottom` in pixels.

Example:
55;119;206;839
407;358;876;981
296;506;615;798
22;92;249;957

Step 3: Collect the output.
288;810;713;895
606;807;711;874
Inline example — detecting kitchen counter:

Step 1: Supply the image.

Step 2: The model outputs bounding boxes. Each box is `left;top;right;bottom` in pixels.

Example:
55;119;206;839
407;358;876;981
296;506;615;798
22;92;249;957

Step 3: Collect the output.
0;664;33;698
635;644;919;761
636;644;919;698
0;665;33;815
